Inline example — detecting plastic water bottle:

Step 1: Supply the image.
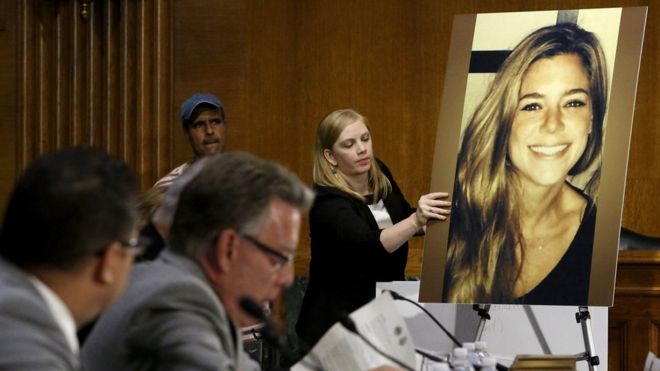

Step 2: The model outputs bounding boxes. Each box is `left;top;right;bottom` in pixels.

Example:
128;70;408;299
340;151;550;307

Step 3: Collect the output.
475;341;488;359
452;347;474;371
427;361;450;371
462;342;481;368
480;356;497;371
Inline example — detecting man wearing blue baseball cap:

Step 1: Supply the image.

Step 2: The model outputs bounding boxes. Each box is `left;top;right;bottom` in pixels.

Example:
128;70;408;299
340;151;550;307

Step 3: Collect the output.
154;93;226;187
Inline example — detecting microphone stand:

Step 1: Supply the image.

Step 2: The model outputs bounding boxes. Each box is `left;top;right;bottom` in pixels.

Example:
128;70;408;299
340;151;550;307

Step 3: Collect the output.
239;297;304;367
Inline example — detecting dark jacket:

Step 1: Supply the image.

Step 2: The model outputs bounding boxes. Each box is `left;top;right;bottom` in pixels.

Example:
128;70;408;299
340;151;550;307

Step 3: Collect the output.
296;160;414;348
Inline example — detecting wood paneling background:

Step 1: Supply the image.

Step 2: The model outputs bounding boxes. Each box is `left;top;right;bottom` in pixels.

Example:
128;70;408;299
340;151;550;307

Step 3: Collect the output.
0;0;17;212
0;0;658;369
0;0;658;276
171;0;660;279
609;250;660;370
0;0;174;202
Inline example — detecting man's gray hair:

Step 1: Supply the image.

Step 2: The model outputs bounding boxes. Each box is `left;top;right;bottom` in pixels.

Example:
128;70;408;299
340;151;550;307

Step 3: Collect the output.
168;152;314;258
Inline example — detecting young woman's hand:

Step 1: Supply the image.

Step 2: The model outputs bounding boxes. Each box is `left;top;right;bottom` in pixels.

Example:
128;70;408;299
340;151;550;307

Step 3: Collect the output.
414;191;451;227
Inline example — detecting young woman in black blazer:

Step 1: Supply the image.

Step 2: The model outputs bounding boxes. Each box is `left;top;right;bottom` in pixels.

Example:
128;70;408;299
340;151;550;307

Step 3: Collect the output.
295;108;451;348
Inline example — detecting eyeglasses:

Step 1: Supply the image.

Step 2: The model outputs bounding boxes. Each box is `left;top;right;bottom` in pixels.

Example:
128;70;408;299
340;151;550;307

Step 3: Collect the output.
118;237;147;257
239;233;294;271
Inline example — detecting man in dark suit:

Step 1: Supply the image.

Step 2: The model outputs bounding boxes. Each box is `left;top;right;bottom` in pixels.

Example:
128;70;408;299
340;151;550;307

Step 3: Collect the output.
81;152;315;370
0;147;139;370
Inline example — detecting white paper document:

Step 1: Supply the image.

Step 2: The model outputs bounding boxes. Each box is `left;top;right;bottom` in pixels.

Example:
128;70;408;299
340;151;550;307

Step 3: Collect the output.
292;292;416;371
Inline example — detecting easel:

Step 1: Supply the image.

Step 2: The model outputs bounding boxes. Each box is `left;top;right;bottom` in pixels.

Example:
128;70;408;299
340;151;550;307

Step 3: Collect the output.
472;304;491;342
575;306;599;371
471;305;600;371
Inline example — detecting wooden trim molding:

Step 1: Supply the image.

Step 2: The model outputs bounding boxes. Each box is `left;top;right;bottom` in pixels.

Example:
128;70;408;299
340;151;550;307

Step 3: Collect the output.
617;250;660;265
615;250;660;296
609;249;660;369
16;0;173;189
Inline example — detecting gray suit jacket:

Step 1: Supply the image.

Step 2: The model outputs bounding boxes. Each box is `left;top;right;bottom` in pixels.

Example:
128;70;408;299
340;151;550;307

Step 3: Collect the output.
81;249;260;371
0;257;80;371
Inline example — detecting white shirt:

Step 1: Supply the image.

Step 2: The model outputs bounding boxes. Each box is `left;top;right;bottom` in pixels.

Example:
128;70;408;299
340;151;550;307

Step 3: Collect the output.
154;162;191;188
28;276;79;355
368;199;394;229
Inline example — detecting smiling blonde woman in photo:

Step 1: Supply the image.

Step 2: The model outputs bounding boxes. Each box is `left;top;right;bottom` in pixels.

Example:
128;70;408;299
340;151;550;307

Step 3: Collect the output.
443;23;607;305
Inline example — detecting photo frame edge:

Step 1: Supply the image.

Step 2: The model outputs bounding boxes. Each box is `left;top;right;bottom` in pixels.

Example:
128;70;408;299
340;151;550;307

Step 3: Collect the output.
588;6;648;306
419;13;476;303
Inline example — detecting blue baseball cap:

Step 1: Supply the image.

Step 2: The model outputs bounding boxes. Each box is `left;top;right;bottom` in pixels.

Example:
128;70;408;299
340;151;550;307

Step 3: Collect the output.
180;93;223;127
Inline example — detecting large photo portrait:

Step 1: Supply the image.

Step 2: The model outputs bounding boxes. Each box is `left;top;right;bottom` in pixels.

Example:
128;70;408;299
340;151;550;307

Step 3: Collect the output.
419;7;647;306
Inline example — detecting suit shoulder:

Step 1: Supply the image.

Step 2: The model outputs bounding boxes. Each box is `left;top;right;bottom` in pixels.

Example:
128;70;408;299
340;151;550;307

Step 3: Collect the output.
0;288;74;370
122;259;220;313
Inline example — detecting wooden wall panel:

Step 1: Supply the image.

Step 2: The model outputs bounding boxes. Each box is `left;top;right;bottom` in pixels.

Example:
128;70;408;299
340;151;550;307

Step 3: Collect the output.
173;1;249;171
1;0;656;273
607;320;626;371
173;0;299;168
0;0;657;363
622;2;660;237
0;0;17;215
0;0;174;205
609;250;660;370
293;1;429;276
171;0;660;279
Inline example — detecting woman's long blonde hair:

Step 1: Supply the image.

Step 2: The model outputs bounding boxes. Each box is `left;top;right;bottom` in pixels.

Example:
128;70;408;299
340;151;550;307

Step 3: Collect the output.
313;109;391;201
445;23;608;303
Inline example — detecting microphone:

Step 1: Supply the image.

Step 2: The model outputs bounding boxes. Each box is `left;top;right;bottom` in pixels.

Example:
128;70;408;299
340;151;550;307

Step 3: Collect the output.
384;289;461;347
414;348;448;363
338;313;415;371
239;296;269;320
239;297;297;364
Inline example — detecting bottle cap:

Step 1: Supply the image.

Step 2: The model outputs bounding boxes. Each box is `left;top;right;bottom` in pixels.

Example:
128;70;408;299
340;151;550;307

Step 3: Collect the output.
462;342;476;350
454;347;468;358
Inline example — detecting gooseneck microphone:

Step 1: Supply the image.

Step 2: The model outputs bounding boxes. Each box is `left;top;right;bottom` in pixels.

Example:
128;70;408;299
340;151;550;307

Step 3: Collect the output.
239;296;269;320
384;290;509;371
338;313;415;371
239;297;297;364
384;289;462;347
414;347;448;363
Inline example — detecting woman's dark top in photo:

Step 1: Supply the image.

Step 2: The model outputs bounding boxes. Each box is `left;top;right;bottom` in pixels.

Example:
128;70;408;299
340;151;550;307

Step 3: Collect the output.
514;194;596;306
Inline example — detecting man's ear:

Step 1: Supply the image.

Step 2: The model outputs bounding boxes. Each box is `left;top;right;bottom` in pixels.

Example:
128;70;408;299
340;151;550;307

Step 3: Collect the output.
202;229;238;277
323;149;337;167
94;243;123;285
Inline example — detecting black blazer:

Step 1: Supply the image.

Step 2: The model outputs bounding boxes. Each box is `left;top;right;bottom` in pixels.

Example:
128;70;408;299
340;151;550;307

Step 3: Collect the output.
295;160;414;348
